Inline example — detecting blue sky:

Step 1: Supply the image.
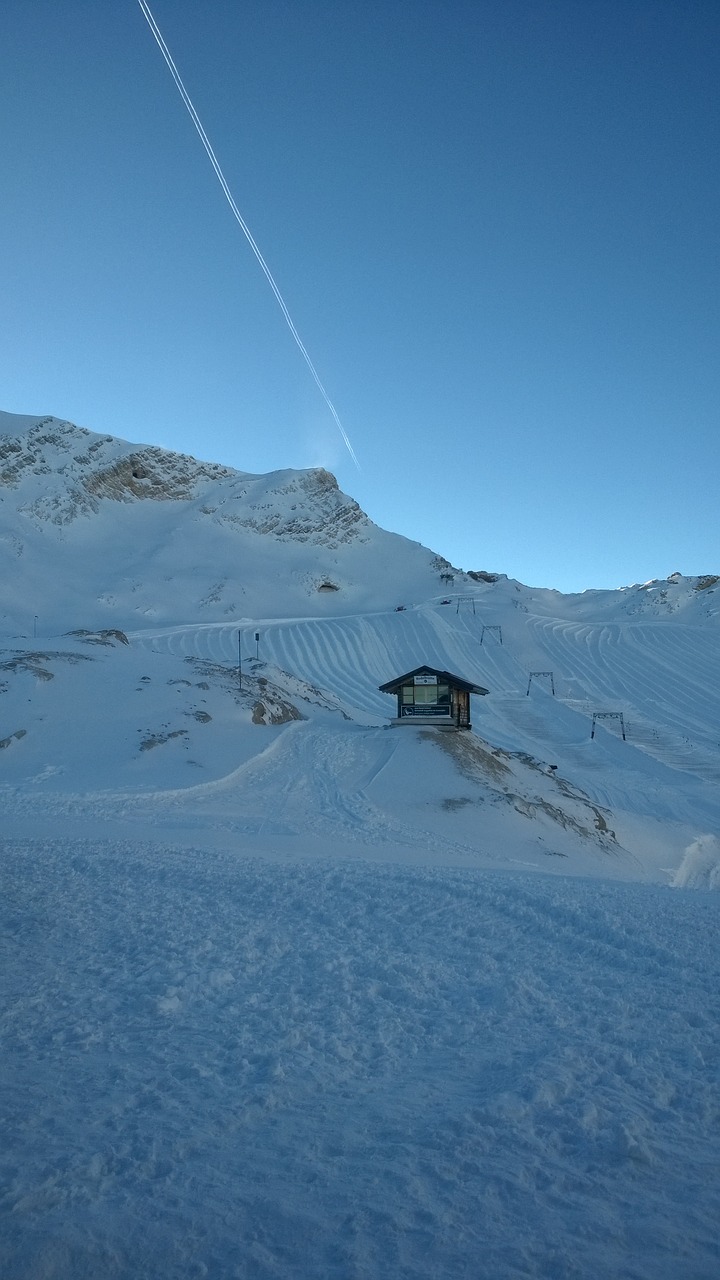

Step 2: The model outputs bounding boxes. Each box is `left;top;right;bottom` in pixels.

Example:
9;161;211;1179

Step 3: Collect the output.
2;0;718;591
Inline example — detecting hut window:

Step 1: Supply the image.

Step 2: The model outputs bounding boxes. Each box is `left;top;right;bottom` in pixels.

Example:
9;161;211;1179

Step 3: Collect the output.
399;680;451;708
414;684;438;705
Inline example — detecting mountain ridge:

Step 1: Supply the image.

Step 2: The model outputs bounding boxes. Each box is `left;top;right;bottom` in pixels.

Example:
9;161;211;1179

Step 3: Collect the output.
1;412;455;631
1;411;717;636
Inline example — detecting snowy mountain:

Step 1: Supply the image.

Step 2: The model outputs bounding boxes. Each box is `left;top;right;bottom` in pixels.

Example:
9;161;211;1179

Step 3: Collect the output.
2;409;719;877
0;411;456;630
2;410;720;1279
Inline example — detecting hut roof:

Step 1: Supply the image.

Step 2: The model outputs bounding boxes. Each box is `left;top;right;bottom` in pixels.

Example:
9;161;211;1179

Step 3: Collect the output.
378;666;489;696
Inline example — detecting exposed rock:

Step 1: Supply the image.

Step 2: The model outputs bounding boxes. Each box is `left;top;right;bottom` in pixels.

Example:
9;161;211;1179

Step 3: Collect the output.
84;449;232;503
0;650;94;679
139;729;189;751
251;699;303;725
425;729;617;847
66;629;129;646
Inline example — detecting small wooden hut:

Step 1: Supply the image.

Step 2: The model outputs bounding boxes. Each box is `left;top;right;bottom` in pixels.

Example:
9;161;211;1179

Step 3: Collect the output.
378;666;488;729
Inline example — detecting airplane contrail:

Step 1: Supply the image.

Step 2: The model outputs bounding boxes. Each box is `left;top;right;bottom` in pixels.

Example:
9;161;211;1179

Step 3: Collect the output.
136;0;360;469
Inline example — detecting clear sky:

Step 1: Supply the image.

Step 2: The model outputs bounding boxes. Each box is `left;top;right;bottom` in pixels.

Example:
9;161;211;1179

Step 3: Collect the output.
2;0;718;592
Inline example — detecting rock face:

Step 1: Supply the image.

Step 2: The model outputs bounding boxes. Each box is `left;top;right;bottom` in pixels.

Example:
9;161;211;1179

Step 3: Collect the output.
0;416;362;542
84;448;233;505
0;412;457;632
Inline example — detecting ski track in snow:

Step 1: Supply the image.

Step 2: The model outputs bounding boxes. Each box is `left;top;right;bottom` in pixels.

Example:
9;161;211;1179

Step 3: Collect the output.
2;841;719;1280
115;724;499;866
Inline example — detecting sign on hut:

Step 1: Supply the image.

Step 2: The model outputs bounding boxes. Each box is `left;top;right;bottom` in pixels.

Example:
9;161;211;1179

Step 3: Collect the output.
379;666;488;729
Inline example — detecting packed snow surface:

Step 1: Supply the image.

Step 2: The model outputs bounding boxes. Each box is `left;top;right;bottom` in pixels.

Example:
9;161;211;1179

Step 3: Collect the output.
4;843;719;1279
2;413;719;1277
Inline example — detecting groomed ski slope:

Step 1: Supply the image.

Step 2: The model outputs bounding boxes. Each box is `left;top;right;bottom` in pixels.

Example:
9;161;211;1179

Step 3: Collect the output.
125;597;720;855
129;599;720;773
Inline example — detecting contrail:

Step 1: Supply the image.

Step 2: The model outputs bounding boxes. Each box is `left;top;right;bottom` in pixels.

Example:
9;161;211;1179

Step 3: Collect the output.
136;0;360;469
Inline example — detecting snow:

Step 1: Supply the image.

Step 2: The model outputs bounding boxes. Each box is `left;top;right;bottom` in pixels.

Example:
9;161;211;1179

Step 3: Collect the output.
2;411;720;1276
3;844;719;1279
671;834;720;890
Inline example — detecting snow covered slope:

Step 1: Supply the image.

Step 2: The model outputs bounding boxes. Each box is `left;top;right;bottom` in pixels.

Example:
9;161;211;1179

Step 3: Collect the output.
2;409;719;880
2;411;720;1278
0;412;456;630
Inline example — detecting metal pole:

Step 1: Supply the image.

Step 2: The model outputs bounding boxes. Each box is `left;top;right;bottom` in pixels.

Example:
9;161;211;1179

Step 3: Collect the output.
237;630;242;690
